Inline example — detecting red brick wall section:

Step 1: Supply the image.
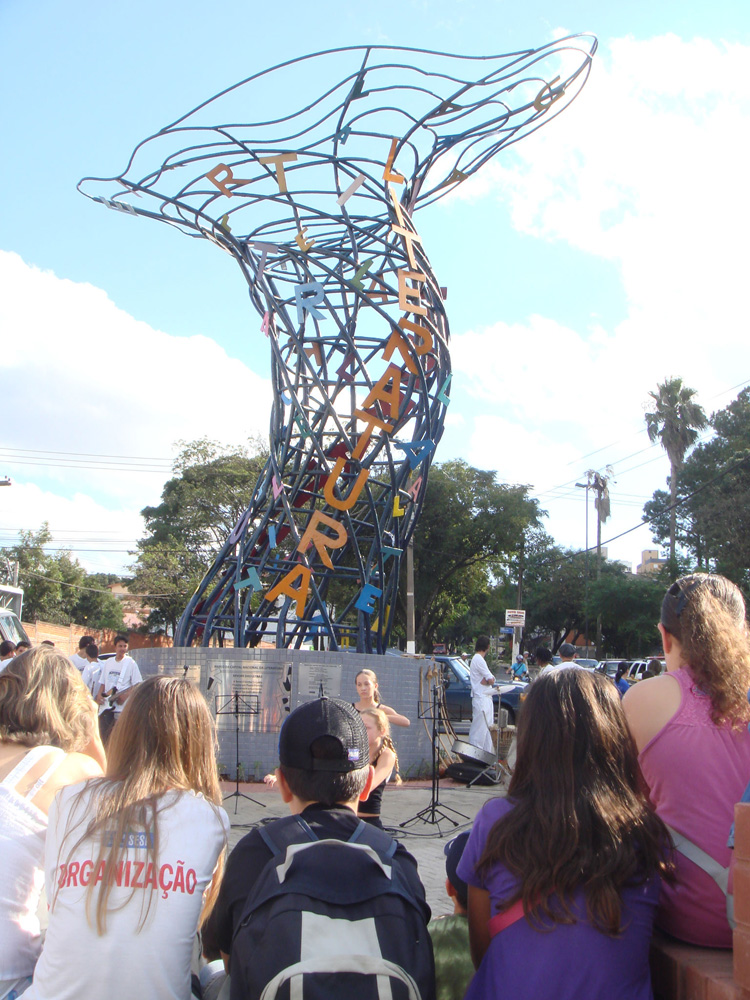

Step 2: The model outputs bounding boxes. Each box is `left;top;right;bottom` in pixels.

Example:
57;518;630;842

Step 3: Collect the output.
21;620;172;655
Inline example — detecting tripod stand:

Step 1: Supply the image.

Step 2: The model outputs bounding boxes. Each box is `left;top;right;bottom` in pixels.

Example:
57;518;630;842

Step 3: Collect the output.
401;666;469;832
216;693;266;812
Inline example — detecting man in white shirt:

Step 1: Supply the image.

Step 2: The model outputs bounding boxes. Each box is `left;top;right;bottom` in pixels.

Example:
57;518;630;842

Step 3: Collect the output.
80;643;102;697
0;640;16;671
96;635;142;743
468;635;496;753
69;635;95;673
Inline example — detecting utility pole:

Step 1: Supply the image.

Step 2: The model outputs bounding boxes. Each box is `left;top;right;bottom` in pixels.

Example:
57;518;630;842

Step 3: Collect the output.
575;479;590;653
590;470;611;659
406;536;415;654
514;535;525;661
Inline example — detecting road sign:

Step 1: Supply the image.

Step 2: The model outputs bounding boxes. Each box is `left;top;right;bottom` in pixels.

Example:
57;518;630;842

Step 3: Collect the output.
500;626;514;635
505;609;526;627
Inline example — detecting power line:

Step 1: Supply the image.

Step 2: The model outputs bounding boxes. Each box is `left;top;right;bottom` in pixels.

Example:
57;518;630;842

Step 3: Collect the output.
18;568;182;600
0;446;171;461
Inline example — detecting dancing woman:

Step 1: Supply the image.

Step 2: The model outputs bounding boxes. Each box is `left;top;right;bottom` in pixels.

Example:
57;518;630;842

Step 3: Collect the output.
353;668;410;727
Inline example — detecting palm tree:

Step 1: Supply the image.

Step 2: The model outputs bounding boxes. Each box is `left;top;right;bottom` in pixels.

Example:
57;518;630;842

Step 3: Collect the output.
645;377;708;564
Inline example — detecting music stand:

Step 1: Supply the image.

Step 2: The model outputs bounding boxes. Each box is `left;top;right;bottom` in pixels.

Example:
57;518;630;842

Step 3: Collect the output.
400;665;469;832
215;693;266;812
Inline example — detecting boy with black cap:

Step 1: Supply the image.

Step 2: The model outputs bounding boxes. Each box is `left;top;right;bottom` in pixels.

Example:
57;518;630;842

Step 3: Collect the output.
203;696;434;1000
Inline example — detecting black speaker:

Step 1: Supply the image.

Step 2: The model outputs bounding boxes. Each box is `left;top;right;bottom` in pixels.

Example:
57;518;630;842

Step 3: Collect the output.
444;761;496;786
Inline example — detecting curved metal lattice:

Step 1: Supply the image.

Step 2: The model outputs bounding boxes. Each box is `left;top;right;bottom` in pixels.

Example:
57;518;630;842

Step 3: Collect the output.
78;38;596;652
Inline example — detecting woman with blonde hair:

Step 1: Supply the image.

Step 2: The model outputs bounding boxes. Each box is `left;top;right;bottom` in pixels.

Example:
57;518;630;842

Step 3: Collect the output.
458;669;672;1000
353;669;410;727
359;707;402;828
25;675;228;1000
0;647;105;999
624;573;750;948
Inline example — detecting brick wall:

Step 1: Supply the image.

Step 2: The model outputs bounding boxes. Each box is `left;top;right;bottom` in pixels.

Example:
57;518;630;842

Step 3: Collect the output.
21;620;172;655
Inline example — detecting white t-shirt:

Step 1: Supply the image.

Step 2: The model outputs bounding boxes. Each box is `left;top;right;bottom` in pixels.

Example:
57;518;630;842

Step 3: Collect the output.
69;653;88;673
26;783;229;1000
469;652;495;699
97;656;142;713
80;661;101;697
540;661;578;675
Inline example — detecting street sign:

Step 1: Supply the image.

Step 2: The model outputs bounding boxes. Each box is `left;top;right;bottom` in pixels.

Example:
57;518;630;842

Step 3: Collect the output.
500;626;514;635
505;609;526;627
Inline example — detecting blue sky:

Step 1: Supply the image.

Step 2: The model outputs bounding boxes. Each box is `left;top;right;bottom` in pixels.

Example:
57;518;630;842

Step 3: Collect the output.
1;0;749;581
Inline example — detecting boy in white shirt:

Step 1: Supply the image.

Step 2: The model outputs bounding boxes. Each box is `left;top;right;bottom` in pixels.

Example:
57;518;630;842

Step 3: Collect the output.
96;635;142;743
69;635;94;673
80;643;102;697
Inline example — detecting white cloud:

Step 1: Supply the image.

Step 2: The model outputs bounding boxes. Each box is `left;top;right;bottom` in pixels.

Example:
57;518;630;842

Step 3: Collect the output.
0;251;273;573
454;34;750;328
444;34;750;567
0;483;143;576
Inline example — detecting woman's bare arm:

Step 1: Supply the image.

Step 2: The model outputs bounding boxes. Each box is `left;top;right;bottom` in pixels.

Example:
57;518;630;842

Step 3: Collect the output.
467;884;492;969
380;704;410;727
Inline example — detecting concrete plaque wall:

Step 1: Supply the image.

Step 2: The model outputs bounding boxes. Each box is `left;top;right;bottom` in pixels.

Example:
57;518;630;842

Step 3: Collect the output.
133;647;432;781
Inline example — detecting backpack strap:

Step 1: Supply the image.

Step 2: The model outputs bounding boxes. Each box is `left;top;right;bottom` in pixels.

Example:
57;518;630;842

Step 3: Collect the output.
666;824;734;929
258;815;318;858
348;819;398;860
488;898;526;937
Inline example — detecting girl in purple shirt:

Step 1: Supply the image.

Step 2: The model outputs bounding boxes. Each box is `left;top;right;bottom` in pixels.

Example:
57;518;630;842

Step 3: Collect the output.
458;669;673;1000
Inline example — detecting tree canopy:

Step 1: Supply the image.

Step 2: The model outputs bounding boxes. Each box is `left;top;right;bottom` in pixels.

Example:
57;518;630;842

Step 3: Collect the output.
131;437;268;634
520;531;663;658
6;523;125;629
396;459;541;651
645;377;707;564
644;387;750;589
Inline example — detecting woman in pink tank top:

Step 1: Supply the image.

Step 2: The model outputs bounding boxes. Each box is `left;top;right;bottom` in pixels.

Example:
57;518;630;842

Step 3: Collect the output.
624;574;750;947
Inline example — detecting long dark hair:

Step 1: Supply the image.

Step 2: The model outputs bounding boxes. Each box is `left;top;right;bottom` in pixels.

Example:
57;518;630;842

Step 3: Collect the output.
477;669;673;935
661;573;750;728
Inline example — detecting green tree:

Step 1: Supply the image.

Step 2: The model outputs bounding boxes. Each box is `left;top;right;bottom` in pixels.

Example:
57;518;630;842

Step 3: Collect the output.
522;541;588;652
131;438;268;634
130;543;206;636
401;460;541;651
644;388;750;588
588;572;663;658
140;437;268;558
69;574;125;632
645;377;708;565
5;524;124;629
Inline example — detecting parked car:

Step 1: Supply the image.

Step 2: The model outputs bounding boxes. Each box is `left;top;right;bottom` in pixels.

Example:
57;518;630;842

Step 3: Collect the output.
626;660;666;684
0;585;29;646
573;658;599;670
0;607;29;646
596;659;625;678
434;655;526;726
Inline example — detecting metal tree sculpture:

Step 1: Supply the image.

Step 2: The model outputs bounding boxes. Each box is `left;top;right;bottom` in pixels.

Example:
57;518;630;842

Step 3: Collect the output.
79;38;596;652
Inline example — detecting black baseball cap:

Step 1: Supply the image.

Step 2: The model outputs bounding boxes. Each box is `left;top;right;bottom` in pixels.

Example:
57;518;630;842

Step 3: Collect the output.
279;697;369;772
444;831;470;908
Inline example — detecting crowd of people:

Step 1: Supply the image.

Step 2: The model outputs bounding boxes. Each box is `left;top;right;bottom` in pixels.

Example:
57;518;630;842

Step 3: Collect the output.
1;571;749;999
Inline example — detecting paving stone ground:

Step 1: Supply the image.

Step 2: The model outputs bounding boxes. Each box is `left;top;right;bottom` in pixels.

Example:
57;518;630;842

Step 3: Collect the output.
220;776;506;917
